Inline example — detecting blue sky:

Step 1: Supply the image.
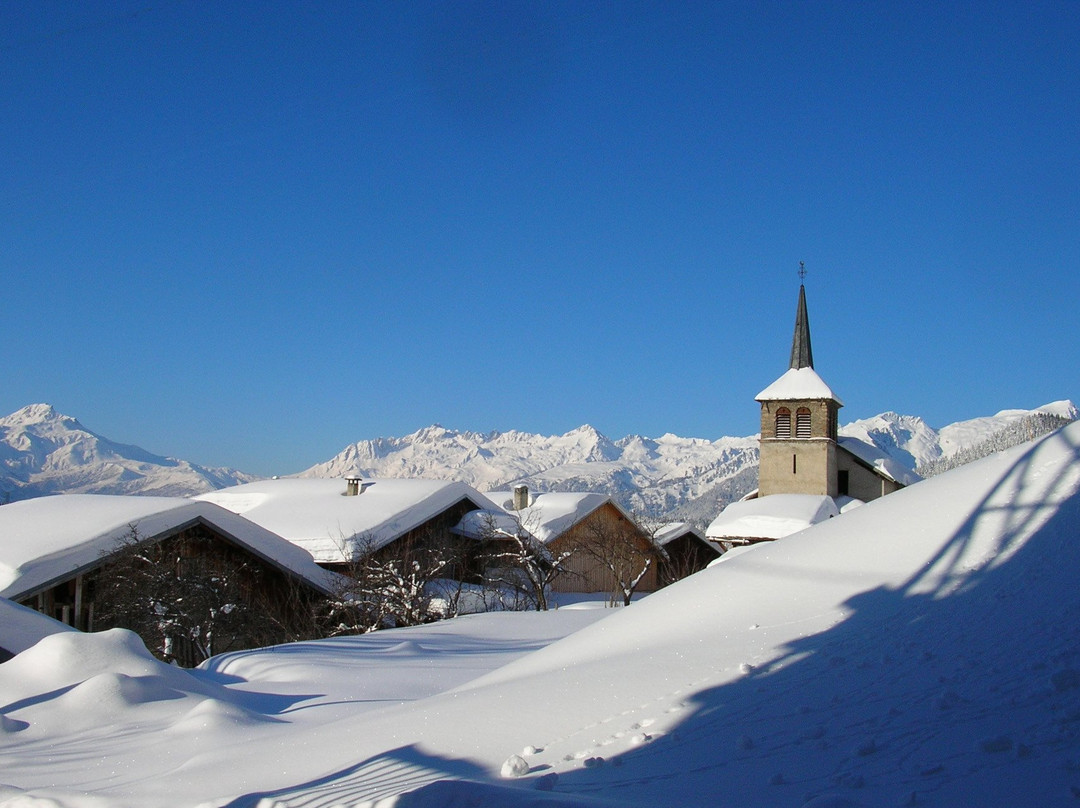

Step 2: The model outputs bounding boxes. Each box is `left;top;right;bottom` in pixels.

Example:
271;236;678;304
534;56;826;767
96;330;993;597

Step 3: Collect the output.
3;1;1077;476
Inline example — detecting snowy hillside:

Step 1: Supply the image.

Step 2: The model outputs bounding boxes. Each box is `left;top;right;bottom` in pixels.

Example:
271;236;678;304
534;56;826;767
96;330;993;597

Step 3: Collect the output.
841;400;1078;476
0;404;258;502
2;416;1080;806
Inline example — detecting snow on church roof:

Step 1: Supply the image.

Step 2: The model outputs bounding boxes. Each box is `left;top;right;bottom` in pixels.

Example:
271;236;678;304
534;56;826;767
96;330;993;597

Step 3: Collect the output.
706;494;841;541
839;436;923;487
755;366;844;405
0;494;339;600
197;478;497;563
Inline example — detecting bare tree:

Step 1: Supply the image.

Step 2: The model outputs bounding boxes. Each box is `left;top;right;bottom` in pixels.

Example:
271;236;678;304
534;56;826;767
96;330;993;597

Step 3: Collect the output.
321;527;466;634
474;510;574;611
572;512;660;607
94;525;321;666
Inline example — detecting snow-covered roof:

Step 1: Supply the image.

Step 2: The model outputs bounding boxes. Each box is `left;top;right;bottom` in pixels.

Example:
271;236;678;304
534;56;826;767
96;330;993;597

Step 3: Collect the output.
755;366;843;405
653;521;708;548
460;490;621;545
706;493;841;541
452;508;532;542
0;494;339;600
197;478;496;563
0;597;77;659
838;436;923;486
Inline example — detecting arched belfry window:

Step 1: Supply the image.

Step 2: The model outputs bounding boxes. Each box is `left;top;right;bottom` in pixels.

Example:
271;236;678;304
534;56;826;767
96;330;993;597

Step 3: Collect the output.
775;408;791;439
796;408;812;438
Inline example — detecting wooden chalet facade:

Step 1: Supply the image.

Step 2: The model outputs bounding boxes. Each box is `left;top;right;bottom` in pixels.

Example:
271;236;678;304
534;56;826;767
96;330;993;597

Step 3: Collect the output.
0;497;338;666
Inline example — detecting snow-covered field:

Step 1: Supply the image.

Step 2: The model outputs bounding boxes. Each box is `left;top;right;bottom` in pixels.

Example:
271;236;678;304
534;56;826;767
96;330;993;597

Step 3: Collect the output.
3;421;1080;807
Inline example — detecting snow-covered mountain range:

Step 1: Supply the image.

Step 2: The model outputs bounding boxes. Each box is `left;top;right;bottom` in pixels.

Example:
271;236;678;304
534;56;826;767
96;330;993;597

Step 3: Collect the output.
2;401;1075;524
302;400;1077;524
0;404;258;502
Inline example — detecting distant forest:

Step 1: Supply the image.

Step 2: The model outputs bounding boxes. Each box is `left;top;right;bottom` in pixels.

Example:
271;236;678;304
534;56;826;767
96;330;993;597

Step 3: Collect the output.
916;412;1074;478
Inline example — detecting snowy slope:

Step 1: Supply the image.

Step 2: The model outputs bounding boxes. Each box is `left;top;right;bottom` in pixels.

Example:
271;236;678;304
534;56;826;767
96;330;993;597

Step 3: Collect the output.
840;400;1078;472
0;404;258;501
1;418;1079;807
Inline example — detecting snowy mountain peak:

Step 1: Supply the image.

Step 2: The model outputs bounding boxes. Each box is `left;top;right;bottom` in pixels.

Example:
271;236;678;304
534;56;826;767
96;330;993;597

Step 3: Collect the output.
0;405;257;502
0;403;69;428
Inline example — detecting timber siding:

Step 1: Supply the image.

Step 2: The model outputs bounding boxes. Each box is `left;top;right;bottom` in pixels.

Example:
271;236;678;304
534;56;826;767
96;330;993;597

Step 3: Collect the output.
547;502;660;595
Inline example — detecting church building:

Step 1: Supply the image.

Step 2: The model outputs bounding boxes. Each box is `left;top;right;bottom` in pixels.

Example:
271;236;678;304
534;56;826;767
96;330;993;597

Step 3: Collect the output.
707;272;915;548
755;279;907;500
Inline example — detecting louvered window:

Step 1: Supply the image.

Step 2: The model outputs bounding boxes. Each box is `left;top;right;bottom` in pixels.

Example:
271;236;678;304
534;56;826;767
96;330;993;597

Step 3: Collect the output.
775;408;791;438
796;408;812;438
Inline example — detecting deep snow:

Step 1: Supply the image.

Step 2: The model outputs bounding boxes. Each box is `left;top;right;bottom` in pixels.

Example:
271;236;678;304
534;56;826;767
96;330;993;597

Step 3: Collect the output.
2;421;1080;807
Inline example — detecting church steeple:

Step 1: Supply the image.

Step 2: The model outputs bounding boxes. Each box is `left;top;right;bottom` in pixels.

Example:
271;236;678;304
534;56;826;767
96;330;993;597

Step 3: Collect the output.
789;263;813;370
754;264;842;498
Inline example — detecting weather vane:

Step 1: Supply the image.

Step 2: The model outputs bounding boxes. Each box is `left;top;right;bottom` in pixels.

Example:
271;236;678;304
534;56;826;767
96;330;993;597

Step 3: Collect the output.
798;261;807;282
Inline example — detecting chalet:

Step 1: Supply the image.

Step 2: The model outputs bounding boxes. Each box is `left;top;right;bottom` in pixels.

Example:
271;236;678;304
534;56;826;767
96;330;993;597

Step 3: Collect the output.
653;521;722;583
197;477;497;575
455;486;661;597
0;494;340;663
709;273;919;547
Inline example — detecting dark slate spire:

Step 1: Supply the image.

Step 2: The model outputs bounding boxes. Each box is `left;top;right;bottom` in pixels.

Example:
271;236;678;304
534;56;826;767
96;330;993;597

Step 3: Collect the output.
789;277;814;370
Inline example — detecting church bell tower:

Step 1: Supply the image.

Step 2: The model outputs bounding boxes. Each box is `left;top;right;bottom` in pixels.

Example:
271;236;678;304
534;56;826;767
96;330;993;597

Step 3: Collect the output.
755;267;843;497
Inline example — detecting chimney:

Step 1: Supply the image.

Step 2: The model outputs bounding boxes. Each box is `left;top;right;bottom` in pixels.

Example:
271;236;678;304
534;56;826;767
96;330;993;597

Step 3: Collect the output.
512;484;529;510
345;473;364;496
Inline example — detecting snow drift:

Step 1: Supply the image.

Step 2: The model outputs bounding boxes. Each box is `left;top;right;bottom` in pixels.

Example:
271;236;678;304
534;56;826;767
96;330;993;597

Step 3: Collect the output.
2;421;1080;807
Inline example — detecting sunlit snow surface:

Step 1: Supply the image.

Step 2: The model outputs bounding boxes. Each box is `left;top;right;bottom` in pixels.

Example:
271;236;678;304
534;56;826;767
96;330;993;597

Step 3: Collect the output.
3;423;1080;807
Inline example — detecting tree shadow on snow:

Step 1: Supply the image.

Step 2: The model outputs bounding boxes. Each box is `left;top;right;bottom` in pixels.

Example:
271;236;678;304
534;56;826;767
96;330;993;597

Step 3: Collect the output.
530;425;1080;807
224;426;1080;808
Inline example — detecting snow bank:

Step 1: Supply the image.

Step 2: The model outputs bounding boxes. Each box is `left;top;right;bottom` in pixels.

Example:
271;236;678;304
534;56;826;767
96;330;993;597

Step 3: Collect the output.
4;422;1080;808
0;598;76;659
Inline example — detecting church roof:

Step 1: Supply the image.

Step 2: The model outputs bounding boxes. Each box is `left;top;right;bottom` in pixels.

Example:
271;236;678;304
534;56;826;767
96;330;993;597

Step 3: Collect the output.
756;277;842;404
705;494;840;541
755;366;844;405
790;283;814;370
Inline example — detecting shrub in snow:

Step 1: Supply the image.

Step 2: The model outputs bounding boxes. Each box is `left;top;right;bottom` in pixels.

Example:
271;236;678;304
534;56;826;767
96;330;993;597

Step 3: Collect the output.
471;510;574;612
321;531;464;635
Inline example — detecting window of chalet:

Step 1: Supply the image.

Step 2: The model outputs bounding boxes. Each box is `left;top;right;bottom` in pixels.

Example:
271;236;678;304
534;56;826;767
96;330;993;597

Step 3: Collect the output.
775;408;791;438
796;408;811;438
